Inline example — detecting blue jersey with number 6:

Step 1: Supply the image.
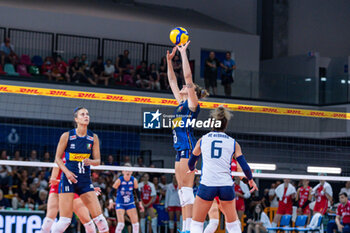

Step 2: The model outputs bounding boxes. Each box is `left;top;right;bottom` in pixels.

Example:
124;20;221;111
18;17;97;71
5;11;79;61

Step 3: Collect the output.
64;129;94;177
200;131;235;187
172;100;200;151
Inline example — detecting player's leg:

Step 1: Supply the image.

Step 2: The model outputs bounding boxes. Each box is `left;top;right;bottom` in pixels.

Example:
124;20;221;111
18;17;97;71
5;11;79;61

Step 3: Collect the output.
218;186;240;233
41;193;59;233
176;209;181;231
179;156;195;232
168;208;175;233
79;191;109;233
147;206;158;233
175;157;186;231
204;201;220;233
247;223;255;233
126;206;140;233
116;208;126;233
272;214;282;228
73;197;96;233
191;196;213;233
52;193;74;233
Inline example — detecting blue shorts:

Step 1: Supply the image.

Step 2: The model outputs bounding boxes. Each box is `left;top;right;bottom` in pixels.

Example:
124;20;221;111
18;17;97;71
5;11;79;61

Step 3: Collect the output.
58;173;94;195
175;150;191;162
197;184;235;201
116;203;136;211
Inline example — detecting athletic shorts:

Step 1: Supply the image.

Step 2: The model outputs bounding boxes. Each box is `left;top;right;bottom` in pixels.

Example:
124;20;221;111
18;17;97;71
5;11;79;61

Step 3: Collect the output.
175;150;191;162
277;203;293;215
116;203;136;211
314;201;328;215
197;184;235;201
168;206;181;212
236;200;245;212
50;184;80;199
58;173;94;196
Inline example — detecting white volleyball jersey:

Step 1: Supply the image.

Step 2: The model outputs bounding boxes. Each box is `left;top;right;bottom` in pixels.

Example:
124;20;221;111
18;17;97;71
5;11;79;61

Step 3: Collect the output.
200;131;235;187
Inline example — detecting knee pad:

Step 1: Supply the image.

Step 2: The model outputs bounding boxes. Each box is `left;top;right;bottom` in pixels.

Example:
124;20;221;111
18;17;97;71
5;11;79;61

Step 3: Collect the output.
93;214;109;232
203;219;219;233
52;217;71;233
41;217;55;233
116;222;125;233
225;220;241;233
181;187;195;206
132;222;139;233
190;220;204;233
83;220;96;233
178;189;184;207
169;220;175;229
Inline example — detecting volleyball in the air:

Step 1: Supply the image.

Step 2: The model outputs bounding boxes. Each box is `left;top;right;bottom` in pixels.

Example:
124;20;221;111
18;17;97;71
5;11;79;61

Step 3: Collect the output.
169;27;189;45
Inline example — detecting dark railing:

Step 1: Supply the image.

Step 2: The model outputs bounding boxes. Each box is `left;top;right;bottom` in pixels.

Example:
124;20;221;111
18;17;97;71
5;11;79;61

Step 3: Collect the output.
8;28;54;58
0;27;6;43
102;38;144;68
146;43;172;68
56;33;100;63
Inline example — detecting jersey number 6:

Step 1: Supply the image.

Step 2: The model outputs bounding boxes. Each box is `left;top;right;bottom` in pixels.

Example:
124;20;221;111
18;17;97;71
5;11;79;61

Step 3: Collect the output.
211;140;223;158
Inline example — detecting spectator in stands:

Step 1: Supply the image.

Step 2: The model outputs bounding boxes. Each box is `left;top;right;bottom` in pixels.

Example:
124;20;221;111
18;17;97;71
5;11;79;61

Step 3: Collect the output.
136;61;151;89
54;55;70;82
149;63;161;90
159;175;167;191
341;182;350;197
172;54;183;88
116;49;134;78
0;189;10;209
43;151;50;162
0;38;17;66
29;149;39;162
261;188;271;209
13;150;23;161
102;59;115;86
105;155;118;166
327;192;350;233
16;182;30;208
152;176;161;204
220;51;236;96
42;57;54;81
33;170;48;191
165;175;181;233
0;150;13;187
204;51;220;95
37;189;48;210
91;56;105;85
269;183;279;208
159;56;169;90
122;155;131;166
80;53;97;85
28;183;39;208
247;204;271;233
271;179;296;229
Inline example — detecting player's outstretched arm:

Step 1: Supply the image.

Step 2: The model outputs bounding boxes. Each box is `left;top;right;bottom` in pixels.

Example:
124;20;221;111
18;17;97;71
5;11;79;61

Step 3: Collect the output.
167;47;182;103
188;138;201;172
177;41;198;110
234;142;258;192
83;134;101;166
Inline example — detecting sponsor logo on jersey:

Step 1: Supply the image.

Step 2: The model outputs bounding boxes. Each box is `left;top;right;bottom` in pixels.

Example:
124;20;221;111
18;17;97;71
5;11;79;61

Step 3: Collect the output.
87;143;92;150
128;181;133;185
129;187;133;190
70;135;77;140
121;187;125;191
70;144;75;149
87;136;94;141
177;106;183;113
69;153;90;162
122;181;127;185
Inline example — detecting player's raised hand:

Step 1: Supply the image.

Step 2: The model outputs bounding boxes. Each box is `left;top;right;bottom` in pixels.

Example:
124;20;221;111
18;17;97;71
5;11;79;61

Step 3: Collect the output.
167;47;177;61
177;41;190;53
248;179;258;193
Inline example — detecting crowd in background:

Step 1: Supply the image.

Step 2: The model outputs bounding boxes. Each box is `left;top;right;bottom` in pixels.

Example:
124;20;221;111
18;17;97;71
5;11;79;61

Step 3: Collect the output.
0;149;350;233
0;37;237;96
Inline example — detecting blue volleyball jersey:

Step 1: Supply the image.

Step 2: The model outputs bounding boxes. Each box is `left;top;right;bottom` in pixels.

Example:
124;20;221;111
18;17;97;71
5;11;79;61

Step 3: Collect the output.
116;176;135;205
172;100;200;151
64;129;94;177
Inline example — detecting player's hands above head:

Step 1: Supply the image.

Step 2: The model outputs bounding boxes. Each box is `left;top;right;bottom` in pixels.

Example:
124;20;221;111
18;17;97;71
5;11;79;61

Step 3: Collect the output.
167;47;177;61
177;41;190;53
248;179;258;193
65;170;78;184
49;178;60;187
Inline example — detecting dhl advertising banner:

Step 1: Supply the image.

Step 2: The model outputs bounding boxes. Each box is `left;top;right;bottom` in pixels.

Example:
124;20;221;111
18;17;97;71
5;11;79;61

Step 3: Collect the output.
1;84;349;120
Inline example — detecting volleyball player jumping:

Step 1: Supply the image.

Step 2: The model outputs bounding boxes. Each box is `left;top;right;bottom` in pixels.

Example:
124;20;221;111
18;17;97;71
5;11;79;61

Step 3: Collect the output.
52;107;109;233
188;106;258;233
167;42;208;232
